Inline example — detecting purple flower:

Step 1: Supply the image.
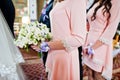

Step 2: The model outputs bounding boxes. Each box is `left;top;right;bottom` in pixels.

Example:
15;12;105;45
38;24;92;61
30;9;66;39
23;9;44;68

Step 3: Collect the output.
88;47;95;55
40;42;50;52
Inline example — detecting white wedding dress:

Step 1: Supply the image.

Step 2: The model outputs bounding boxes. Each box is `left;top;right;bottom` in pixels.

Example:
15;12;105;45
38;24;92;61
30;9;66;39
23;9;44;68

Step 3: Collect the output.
0;10;26;80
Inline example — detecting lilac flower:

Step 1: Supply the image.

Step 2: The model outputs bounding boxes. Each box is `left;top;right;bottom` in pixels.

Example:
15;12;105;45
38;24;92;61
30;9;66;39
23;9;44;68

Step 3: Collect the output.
40;42;50;52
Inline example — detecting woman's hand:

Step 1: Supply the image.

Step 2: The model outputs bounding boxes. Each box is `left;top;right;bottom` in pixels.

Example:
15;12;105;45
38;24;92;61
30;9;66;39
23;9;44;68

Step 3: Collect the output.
82;47;88;55
31;45;40;52
31;42;50;52
82;46;94;59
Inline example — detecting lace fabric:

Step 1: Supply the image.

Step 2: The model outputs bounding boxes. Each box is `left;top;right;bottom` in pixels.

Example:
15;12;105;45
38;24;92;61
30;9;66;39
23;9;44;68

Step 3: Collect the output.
0;63;19;80
61;39;73;52
99;37;112;45
0;53;25;80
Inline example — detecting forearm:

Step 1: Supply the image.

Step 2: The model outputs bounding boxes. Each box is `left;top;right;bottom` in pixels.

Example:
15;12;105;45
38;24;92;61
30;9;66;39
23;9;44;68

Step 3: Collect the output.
92;40;104;50
47;40;65;50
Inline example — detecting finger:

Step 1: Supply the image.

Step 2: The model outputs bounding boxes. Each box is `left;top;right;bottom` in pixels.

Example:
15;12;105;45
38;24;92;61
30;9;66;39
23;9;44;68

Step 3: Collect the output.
91;54;93;59
31;46;40;51
31;45;36;48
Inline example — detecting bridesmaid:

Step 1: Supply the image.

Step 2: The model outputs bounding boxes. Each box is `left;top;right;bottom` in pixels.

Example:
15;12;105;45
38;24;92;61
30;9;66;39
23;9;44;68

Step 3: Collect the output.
83;0;120;80
32;0;87;80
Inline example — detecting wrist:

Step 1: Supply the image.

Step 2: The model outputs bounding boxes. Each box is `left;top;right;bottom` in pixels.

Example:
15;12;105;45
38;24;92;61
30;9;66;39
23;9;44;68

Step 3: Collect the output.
87;43;95;55
40;42;50;52
88;47;95;55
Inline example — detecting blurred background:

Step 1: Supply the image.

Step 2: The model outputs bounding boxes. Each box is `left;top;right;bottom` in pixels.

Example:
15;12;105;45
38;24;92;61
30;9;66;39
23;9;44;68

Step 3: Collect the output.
13;0;44;35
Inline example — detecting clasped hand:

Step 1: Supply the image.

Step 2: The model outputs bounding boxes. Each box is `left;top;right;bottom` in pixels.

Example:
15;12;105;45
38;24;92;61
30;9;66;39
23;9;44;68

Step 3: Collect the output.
83;43;95;59
31;42;50;52
31;44;40;52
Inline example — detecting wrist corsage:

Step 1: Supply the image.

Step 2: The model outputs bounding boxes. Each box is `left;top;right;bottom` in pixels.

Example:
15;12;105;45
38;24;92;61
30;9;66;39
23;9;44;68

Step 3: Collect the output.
87;43;95;55
39;42;50;52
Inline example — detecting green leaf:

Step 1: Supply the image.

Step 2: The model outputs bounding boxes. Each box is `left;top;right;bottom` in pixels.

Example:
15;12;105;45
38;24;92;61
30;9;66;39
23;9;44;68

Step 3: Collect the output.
38;52;43;58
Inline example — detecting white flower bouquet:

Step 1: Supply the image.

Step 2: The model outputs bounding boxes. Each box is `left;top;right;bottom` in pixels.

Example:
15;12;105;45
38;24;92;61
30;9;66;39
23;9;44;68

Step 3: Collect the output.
14;21;52;50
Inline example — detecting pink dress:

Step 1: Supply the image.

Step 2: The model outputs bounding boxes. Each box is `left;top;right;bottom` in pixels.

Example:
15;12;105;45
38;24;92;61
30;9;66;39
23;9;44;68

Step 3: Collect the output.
83;0;120;79
45;0;86;80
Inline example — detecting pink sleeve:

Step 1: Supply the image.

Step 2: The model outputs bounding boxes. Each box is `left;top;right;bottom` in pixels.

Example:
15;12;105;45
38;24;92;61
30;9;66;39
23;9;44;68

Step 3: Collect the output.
63;0;87;51
99;8;120;45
